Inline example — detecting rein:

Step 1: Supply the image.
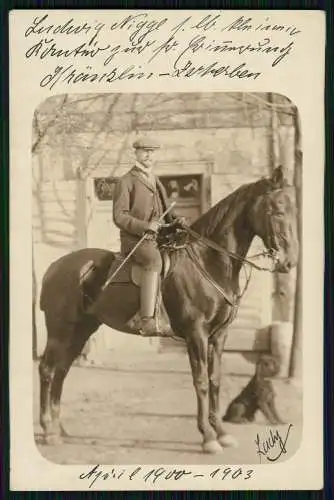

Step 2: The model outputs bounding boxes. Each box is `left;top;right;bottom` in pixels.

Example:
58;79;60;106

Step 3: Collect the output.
185;245;253;305
185;245;235;306
161;223;277;313
184;225;277;273
161;217;278;307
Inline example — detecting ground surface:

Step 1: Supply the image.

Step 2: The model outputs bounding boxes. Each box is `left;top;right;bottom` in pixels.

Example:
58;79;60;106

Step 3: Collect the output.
34;351;303;465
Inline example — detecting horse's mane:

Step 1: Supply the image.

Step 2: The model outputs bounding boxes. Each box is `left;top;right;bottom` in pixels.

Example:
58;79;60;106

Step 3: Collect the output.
191;177;268;239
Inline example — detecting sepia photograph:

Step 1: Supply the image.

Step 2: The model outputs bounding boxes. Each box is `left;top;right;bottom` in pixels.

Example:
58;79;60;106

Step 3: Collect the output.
31;91;302;465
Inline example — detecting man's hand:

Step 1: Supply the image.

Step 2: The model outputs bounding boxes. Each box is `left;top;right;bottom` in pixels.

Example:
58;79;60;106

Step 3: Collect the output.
147;220;160;233
176;216;187;226
170;216;187;228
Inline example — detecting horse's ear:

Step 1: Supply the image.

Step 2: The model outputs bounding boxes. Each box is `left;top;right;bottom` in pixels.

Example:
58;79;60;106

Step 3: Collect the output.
270;165;285;188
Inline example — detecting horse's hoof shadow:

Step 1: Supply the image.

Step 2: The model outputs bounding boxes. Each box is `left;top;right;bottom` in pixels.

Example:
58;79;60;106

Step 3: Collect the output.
60;424;70;437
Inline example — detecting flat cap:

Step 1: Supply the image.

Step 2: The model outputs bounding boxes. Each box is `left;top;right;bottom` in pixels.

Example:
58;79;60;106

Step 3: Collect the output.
133;137;160;150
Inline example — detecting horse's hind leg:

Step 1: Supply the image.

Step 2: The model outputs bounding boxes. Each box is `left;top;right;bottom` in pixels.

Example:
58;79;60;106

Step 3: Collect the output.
39;335;72;443
39;338;58;437
39;314;99;445
48;316;100;444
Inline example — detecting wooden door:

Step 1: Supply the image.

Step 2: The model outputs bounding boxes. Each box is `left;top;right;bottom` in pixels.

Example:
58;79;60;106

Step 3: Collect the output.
159;173;205;224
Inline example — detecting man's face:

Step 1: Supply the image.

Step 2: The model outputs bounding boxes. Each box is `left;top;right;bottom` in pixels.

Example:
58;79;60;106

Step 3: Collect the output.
135;148;156;169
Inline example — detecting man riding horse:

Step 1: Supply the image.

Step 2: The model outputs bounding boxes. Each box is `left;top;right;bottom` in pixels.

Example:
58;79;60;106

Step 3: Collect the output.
112;137;181;337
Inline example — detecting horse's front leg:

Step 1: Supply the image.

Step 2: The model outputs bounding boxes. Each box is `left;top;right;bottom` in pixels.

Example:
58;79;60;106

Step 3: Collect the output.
187;329;223;454
208;336;238;448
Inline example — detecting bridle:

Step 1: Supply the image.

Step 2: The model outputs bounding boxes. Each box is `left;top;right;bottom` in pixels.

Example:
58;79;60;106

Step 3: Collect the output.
183;224;280;274
182;226;278;312
161;188;285;310
187;185;289;273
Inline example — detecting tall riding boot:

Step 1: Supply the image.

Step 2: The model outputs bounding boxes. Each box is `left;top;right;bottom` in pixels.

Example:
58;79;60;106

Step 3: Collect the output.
127;270;172;337
140;269;159;319
140;270;172;336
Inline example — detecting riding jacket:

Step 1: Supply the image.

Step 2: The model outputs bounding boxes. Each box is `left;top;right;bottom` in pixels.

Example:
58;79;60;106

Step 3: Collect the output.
113;166;176;254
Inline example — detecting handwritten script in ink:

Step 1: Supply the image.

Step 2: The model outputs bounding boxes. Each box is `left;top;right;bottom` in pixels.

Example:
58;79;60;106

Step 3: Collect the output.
23;12;302;90
255;424;293;463
78;464;255;488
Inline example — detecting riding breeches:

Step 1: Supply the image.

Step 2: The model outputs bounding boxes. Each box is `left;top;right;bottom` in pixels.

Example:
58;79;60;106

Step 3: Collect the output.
132;239;162;272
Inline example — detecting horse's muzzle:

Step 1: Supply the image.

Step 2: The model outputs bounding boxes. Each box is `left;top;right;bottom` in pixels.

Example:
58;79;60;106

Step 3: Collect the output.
274;243;299;273
275;260;293;273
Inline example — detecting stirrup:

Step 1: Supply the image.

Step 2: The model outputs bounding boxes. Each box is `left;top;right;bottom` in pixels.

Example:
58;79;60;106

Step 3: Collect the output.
141;316;173;337
127;313;173;337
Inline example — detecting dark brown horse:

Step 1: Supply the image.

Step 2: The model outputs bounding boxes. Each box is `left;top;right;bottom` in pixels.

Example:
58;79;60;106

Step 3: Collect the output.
38;166;298;453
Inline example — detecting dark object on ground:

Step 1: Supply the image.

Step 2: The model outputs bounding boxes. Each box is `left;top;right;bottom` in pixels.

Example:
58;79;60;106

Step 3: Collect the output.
222;354;285;425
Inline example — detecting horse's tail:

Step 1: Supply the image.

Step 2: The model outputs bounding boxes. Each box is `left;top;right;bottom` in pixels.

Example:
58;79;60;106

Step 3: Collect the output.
39;260;59;312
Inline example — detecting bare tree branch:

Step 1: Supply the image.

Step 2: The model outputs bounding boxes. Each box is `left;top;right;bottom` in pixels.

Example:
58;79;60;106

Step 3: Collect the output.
78;94;121;178
32;94;69;154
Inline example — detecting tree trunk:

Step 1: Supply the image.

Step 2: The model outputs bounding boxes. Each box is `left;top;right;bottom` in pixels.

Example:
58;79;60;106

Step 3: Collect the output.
289;107;303;382
269;93;295;378
269;93;293;324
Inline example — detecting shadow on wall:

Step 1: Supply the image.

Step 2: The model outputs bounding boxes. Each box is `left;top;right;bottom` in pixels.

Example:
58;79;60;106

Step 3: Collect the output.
32;175;84;358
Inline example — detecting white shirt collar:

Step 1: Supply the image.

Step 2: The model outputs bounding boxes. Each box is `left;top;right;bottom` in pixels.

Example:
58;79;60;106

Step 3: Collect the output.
135;161;155;180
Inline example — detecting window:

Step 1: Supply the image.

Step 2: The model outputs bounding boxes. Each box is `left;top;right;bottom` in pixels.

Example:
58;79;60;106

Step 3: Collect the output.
93;177;118;201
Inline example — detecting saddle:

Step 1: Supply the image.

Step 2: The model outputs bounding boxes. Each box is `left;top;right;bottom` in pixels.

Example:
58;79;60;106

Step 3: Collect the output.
78;228;187;336
79;225;187;290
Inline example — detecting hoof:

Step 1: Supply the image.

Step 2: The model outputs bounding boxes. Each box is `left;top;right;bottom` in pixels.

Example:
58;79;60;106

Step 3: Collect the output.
44;433;63;446
202;440;224;454
218;433;238;448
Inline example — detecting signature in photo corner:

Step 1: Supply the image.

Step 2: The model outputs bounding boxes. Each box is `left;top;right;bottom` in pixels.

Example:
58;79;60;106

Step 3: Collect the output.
255;423;294;463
